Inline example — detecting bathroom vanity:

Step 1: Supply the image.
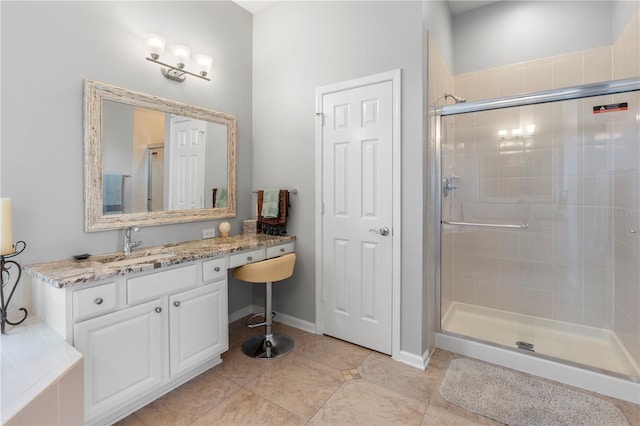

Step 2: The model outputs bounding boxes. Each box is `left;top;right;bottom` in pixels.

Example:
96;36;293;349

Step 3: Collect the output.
26;233;295;425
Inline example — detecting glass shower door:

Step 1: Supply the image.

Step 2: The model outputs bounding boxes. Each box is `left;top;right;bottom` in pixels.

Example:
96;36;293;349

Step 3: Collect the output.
439;89;640;380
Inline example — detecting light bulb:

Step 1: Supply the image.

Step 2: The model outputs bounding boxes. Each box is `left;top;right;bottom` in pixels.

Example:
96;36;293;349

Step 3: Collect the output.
145;33;165;60
195;54;213;77
172;44;190;69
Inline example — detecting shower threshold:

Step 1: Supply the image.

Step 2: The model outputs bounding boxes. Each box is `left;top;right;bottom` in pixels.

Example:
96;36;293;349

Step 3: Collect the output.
437;302;640;403
440;302;640;379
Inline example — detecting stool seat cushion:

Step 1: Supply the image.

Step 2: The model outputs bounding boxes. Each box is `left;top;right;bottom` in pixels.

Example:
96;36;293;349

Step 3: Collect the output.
233;253;296;283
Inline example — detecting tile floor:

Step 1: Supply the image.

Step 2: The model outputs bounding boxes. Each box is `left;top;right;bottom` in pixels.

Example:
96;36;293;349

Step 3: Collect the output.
116;318;640;425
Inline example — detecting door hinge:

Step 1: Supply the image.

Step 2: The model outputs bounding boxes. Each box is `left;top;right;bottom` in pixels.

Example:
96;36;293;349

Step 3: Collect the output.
316;112;324;126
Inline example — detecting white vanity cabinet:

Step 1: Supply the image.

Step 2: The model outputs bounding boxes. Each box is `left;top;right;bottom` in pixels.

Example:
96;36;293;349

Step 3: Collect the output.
74;298;165;422
26;234;296;426
169;281;227;377
71;262;228;425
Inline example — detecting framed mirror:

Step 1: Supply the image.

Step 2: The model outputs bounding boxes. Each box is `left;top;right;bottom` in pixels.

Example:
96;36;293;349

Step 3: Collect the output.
84;80;237;231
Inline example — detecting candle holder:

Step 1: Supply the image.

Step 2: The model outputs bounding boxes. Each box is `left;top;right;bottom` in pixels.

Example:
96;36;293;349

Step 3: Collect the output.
1;240;27;334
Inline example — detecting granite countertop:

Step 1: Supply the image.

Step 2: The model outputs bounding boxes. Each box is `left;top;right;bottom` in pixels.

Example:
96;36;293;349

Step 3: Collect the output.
25;233;296;289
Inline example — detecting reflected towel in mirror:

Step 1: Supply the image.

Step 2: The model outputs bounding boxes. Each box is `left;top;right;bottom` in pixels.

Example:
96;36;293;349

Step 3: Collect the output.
103;174;123;214
214;187;227;208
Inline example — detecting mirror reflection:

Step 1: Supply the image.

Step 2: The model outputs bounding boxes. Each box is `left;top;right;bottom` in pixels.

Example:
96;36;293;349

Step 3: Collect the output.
102;101;229;214
84;80;237;231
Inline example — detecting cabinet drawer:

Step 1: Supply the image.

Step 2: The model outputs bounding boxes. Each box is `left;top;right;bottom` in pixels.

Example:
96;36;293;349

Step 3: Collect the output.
266;242;295;259
202;257;227;283
229;248;265;268
73;282;118;322
127;265;197;305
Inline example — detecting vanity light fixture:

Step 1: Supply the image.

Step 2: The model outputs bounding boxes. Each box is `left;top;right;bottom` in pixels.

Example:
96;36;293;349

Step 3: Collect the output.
144;33;212;82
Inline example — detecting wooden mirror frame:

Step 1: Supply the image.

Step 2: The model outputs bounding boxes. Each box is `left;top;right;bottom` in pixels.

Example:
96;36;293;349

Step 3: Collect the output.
84;80;237;231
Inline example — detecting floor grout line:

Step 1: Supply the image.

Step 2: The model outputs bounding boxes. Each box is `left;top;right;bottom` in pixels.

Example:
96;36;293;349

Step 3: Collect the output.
115;322;639;426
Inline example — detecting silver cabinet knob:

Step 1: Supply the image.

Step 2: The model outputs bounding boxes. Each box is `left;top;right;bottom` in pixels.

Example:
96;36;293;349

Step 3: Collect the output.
247;256;253;261
369;227;390;236
155;307;162;313
214;266;220;272
280;248;285;252
173;301;181;307
94;297;103;305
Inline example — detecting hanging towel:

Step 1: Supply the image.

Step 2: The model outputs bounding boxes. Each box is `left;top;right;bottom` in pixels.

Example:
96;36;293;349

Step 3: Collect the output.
261;188;280;218
215;187;228;208
257;190;289;235
103;174;123;214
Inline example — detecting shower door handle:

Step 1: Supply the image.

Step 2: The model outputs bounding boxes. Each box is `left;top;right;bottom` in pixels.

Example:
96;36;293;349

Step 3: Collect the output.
370;227;390;236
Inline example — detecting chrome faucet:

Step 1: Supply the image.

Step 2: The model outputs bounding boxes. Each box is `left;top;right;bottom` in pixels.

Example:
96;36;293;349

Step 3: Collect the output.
123;227;142;255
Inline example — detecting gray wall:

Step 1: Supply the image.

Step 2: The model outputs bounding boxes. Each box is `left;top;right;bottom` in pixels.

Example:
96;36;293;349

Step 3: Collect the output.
252;1;427;356
0;1;255;314
453;1;614;74
423;0;454;71
613;0;640;39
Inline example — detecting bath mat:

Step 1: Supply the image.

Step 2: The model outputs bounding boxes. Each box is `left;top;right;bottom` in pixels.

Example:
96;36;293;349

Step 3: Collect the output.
439;358;629;426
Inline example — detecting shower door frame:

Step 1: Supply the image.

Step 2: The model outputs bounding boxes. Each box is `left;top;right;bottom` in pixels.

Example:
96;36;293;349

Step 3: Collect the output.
434;77;640;371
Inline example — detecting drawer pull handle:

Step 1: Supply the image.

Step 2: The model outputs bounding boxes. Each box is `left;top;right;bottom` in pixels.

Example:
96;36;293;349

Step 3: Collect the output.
94;297;103;305
280;248;285;252
214;267;220;272
173;301;181;307
247;256;253;261
155;307;162;313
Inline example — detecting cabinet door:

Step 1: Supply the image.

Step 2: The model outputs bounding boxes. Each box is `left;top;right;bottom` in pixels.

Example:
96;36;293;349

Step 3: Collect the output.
169;281;228;377
74;299;165;422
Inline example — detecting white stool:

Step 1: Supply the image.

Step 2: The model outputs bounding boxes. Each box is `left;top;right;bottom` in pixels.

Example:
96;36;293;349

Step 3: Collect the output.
232;253;296;358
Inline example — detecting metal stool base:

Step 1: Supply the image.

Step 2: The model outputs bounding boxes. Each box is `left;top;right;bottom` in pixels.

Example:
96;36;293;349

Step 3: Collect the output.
241;332;294;359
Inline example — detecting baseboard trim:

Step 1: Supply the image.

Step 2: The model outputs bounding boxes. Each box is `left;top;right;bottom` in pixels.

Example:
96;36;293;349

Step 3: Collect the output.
397;349;431;370
228;305;256;324
228;304;316;334
272;310;317;334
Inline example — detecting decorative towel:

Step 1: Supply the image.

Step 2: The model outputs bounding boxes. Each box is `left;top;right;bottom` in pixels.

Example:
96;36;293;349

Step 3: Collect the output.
215;188;228;208
103;174;123;214
257;190;289;235
262;188;280;218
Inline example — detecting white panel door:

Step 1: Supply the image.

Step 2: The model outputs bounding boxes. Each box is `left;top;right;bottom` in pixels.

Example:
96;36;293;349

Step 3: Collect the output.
321;80;393;354
168;117;207;210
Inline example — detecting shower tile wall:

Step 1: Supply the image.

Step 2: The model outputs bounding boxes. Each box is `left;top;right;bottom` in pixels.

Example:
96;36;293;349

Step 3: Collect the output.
442;9;639;366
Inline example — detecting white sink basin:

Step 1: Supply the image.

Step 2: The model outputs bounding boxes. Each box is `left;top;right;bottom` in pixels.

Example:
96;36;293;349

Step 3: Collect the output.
96;252;175;267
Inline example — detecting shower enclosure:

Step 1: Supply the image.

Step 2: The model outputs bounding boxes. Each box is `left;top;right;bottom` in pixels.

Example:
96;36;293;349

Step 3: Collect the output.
434;78;640;399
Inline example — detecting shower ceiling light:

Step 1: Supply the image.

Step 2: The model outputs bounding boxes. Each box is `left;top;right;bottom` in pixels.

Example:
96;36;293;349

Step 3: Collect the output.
144;34;212;82
498;124;536;140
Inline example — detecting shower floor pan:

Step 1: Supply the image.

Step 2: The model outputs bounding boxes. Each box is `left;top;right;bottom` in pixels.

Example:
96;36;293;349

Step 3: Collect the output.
441;302;640;379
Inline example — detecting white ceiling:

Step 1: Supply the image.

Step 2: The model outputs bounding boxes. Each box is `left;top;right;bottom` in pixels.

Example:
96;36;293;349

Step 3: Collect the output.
234;1;501;15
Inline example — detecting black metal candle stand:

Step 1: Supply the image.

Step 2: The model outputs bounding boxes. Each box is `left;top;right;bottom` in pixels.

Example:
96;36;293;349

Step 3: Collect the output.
1;240;28;334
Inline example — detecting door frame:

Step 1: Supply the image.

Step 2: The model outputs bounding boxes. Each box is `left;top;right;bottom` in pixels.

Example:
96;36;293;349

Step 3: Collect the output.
314;69;401;360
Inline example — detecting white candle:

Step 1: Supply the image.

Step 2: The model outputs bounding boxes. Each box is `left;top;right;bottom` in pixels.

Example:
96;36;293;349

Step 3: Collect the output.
0;198;14;255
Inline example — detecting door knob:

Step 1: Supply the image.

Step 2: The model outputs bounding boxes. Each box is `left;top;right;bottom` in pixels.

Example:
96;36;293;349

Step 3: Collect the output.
369;227;390;236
